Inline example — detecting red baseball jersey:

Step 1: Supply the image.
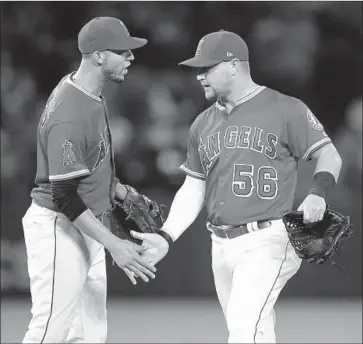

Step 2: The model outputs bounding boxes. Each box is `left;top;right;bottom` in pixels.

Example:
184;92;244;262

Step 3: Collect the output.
180;86;331;226
31;73;116;216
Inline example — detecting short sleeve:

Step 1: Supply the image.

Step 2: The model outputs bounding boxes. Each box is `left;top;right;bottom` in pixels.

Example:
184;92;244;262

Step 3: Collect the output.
287;102;332;160
46;122;90;181
179;120;206;180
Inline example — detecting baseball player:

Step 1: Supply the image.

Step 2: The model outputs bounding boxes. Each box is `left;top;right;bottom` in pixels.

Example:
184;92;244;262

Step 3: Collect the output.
131;30;343;343
22;17;157;343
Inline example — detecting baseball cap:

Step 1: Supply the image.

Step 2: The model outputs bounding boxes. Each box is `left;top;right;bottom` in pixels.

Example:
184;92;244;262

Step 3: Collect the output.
78;17;147;54
179;30;249;68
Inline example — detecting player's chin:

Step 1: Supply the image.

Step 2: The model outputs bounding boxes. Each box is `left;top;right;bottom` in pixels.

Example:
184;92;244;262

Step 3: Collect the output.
204;90;216;100
111;74;125;83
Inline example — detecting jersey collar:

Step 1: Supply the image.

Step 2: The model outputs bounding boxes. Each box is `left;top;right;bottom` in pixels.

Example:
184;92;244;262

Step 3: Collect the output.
216;85;266;111
66;73;102;102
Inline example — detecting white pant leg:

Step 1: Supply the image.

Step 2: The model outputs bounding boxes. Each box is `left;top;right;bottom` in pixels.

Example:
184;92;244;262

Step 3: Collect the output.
82;250;107;343
256;309;276;343
22;203;91;343
66;236;107;343
211;233;233;318
224;221;301;344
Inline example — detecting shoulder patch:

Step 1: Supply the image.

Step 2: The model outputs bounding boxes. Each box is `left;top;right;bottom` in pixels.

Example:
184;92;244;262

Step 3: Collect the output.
40;80;65;129
61;140;76;166
306;109;323;130
40;92;57;129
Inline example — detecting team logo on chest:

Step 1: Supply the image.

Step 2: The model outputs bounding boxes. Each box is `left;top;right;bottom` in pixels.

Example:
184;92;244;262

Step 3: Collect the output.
61;140;76;166
92;128;110;171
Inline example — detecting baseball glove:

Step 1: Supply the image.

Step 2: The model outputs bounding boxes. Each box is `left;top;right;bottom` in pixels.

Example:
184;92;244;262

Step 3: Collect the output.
282;208;353;264
111;185;165;244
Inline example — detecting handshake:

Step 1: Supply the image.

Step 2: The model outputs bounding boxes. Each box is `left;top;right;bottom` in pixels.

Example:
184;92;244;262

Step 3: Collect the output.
109;230;170;285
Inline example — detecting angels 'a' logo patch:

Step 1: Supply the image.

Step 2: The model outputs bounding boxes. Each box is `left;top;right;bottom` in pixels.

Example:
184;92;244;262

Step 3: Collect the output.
306;109;324;130
61;140;76;166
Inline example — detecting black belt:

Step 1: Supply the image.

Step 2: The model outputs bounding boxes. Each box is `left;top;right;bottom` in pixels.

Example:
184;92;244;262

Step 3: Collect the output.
207;220;272;239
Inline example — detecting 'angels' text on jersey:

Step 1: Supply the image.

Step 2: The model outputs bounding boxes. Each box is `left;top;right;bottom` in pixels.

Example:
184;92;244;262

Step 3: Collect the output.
199;126;278;175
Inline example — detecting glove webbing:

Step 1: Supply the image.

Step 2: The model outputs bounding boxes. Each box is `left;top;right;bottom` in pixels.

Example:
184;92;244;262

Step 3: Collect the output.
321;223;353;280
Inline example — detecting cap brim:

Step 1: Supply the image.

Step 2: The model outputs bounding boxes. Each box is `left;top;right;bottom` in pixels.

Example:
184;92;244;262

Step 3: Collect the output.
178;56;221;68
118;37;148;50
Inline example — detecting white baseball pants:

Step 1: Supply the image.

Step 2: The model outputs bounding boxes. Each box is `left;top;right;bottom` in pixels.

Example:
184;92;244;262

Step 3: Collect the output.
211;219;302;343
22;202;108;343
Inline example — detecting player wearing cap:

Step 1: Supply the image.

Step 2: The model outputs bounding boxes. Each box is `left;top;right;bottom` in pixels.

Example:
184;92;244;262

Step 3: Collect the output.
131;30;342;343
22;17;157;343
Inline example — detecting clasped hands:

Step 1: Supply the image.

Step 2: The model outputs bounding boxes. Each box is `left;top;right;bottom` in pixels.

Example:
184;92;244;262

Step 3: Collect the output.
130;230;170;265
120;230;170;284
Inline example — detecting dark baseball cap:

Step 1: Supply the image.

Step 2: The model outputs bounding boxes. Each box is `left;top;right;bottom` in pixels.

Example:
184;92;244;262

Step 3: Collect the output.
179;30;249;68
78;16;147;54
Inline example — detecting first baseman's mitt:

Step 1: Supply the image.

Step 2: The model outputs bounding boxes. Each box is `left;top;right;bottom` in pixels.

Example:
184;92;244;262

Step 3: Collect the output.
282;208;353;265
111;185;165;244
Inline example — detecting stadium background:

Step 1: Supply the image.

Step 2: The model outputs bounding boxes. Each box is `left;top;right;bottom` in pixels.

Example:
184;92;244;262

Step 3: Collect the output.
1;2;362;343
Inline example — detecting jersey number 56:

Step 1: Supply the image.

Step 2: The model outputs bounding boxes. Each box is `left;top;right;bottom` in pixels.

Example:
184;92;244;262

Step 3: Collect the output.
232;164;278;199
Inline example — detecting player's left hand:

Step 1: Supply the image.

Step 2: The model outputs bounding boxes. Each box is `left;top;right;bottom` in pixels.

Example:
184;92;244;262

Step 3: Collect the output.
130;231;169;265
297;194;327;224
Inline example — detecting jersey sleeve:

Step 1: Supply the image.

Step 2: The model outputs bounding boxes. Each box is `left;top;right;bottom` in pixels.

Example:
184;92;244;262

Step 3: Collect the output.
286;102;332;160
46;122;90;181
179;119;206;180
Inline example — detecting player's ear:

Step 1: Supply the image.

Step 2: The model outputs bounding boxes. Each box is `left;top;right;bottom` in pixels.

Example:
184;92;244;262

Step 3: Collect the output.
92;51;106;66
230;59;239;76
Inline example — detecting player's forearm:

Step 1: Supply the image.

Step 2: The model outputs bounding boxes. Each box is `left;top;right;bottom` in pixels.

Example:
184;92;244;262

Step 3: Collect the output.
161;177;205;242
73;210;122;253
51;179;121;253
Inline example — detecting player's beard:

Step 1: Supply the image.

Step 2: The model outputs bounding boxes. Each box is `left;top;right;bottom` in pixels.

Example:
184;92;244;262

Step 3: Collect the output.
107;69;125;83
204;87;217;101
103;58;125;83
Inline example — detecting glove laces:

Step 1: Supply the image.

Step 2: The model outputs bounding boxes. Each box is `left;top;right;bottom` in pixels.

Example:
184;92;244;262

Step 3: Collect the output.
329;258;349;280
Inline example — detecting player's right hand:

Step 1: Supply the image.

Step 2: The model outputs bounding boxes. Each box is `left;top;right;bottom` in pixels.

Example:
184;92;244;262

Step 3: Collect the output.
130;231;169;265
109;240;157;285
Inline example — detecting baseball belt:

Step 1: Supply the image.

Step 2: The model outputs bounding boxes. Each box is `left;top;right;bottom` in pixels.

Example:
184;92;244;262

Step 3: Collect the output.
207;220;271;239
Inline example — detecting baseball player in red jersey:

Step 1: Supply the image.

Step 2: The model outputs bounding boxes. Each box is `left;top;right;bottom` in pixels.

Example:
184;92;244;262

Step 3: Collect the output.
131;31;343;343
22;17;157;343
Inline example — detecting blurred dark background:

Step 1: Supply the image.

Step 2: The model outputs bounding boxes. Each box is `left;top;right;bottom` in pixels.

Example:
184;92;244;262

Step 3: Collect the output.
1;1;362;298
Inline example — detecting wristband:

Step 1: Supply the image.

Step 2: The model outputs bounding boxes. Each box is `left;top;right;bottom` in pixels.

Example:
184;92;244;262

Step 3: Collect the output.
309;171;336;200
158;230;174;247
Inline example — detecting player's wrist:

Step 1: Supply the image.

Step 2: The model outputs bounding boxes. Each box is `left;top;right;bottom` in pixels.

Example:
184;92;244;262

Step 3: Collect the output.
158;230;174;247
309;171;336;200
308;189;326;199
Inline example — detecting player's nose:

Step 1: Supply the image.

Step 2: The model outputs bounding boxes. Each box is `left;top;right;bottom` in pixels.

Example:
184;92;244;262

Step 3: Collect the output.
197;73;206;81
126;50;134;61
